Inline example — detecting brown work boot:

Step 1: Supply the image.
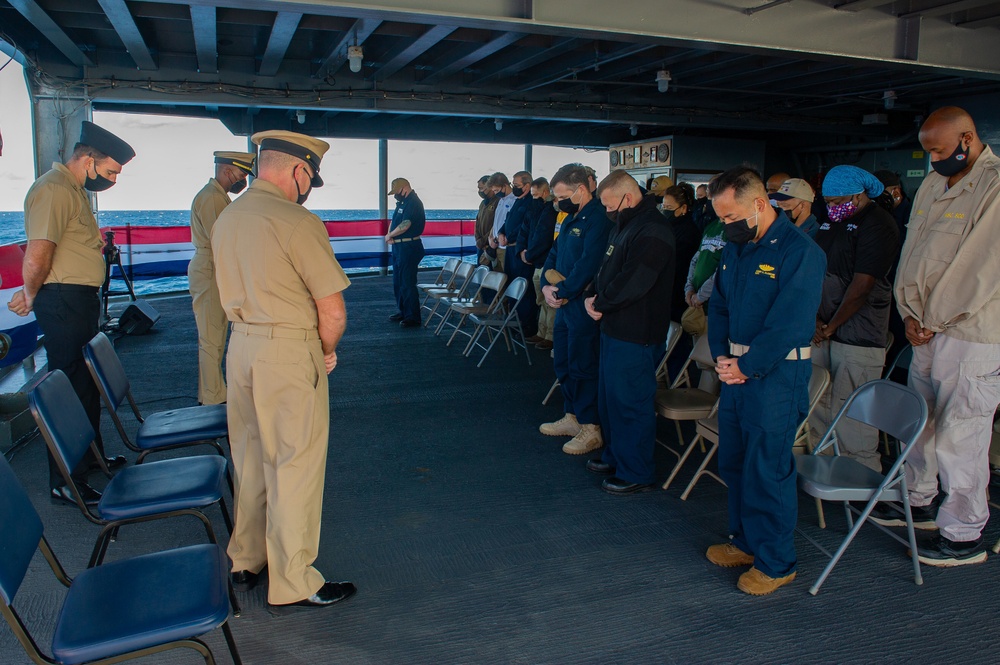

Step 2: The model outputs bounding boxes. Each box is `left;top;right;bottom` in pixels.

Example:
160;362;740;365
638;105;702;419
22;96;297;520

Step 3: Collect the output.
705;543;754;568
540;413;581;437
562;424;603;455
737;567;796;596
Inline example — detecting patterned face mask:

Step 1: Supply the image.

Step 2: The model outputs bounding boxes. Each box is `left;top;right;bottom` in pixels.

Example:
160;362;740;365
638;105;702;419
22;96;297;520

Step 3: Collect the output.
826;200;857;223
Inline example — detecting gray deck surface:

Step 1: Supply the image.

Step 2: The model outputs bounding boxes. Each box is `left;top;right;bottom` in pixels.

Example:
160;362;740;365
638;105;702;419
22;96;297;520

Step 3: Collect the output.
3;275;999;664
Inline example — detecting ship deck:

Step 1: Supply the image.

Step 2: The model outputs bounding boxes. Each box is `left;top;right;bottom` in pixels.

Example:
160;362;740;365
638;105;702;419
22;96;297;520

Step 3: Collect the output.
3;276;1000;664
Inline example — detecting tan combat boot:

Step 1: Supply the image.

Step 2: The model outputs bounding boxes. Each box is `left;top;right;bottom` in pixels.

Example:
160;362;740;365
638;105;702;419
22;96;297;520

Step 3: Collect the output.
737;567;796;596
539;413;581;437
705;543;755;568
562;424;603;455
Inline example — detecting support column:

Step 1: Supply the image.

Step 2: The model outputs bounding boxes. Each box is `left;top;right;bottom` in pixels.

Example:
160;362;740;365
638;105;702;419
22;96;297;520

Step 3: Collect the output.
24;67;91;178
378;138;389;276
524;144;533;174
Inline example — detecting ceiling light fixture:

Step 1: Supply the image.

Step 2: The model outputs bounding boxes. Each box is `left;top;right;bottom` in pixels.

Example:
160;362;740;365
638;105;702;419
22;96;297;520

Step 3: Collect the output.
655;70;671;93
882;90;897;110
296;109;306;124
348;45;363;73
629;123;638;137
495;118;503;131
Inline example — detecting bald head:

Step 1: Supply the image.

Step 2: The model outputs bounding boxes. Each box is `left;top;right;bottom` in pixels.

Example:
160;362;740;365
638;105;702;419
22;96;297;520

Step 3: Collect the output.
766;172;791;194
919;106;983;180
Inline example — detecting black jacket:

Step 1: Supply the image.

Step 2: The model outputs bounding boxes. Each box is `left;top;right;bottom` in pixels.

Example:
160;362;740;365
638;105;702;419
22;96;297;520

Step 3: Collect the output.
517;200;557;266
668;209;701;320
592;195;676;345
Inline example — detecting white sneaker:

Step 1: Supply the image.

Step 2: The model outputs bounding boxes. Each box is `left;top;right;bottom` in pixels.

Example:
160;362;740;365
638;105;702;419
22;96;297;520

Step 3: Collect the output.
540;413;581;437
562;424;603;455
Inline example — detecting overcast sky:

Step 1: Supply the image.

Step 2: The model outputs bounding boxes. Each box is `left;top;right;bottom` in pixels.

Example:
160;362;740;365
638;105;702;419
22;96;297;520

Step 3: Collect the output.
0;61;607;213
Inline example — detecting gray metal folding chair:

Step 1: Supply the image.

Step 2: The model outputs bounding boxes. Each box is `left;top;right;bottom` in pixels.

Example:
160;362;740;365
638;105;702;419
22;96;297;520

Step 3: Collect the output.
463;277;531;368
418;257;460;309
423;261;475;328
434;265;490;336
796;379;928;595
443;271;507;346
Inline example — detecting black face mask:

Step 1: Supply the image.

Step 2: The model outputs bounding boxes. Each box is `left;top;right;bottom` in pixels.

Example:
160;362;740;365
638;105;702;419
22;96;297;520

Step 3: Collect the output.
660;209;676;222
512;186;525;198
607;195;626;224
558;198;579;214
84;163;114;192
723;214;759;245
229;179;247;194
930;139;971;177
394;193;405;203
294;170;311;205
478;191;488;200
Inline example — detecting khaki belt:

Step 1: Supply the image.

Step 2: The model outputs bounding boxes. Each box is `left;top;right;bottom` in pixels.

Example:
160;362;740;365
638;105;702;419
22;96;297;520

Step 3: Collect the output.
231;322;319;341
730;342;810;361
389;236;422;244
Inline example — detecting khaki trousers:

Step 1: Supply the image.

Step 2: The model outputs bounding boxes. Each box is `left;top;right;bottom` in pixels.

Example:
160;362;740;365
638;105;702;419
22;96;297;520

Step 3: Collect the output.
226;329;329;604
906;334;1000;542
188;252;228;404
532;268;554;341
809;340;887;472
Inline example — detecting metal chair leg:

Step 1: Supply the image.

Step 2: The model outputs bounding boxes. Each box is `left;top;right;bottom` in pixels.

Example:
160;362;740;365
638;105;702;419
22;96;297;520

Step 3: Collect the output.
662;434;702;490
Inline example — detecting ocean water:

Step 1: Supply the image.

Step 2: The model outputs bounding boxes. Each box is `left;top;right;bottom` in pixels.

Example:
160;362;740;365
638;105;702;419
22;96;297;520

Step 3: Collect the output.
0;209;476;295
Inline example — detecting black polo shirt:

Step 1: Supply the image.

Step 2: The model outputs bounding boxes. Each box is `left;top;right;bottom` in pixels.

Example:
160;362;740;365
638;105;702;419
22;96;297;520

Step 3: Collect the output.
814;202;899;347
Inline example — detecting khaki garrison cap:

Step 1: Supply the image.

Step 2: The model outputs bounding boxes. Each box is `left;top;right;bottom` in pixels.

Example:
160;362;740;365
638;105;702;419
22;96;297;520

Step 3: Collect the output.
771;178;815;203
251;130;329;187
388;178;411;195
648;175;674;196
214;151;256;174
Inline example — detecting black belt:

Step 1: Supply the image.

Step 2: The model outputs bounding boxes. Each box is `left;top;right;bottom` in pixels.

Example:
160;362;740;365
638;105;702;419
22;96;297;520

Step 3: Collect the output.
40;283;100;294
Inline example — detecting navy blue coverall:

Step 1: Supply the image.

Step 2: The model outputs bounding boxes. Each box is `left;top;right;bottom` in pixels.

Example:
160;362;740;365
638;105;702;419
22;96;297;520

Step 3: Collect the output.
707;215;826;579
503;195;544;338
541;198;613;425
390;191;426;324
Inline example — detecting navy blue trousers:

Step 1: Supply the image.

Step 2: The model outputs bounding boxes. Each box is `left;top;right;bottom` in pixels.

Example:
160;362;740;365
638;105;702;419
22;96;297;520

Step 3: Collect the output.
599;333;657;484
716;359;811;578
503;248;538;338
392;240;425;323
552;299;600;425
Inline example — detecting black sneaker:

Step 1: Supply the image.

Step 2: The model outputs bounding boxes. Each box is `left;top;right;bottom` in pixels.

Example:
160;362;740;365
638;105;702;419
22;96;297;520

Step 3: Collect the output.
388;313;404;322
867;502;938;530
915;535;987;567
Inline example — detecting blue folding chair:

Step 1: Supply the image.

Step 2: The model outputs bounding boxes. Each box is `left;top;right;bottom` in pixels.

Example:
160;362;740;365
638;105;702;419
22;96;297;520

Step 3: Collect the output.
29;370;234;576
797;379;929;595
0;454;243;665
83;332;233;493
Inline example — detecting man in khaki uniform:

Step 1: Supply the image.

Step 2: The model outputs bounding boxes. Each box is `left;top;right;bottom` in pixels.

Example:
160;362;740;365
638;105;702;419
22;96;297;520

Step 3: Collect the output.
211;130;355;609
874;107;1000;567
188;150;255;405
7;121;131;506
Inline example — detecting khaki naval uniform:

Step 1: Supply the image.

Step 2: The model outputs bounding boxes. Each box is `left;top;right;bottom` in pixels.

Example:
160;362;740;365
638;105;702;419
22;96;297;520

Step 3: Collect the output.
895;145;1000;541
25;162;109;488
188;178;232;404
212;178;350;604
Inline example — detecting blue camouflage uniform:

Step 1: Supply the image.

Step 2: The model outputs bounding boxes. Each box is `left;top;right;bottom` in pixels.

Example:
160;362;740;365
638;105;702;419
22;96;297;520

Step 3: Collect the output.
541;198;613;425
390;191;426;324
707;214;826;579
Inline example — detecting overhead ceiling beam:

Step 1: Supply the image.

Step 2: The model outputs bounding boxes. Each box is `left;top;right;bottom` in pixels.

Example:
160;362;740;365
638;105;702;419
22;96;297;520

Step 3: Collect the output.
900;0;998;20
96;0;156;70
421;32;525;85
516;43;655;92
376;24;457;80
7;0;94;67
478;37;579;81
258;12;302;77
834;0;896;10
957;13;1000;28
189;6;217;74
317;18;382;78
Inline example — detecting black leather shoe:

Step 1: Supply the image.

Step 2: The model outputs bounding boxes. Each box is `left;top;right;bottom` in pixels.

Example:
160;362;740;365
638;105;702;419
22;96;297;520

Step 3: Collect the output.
231;566;266;592
601;476;653;495
400;319;421;328
50;483;101;507
586;458;614;474
87;455;128;474
267;581;357;614
389;313;404;322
